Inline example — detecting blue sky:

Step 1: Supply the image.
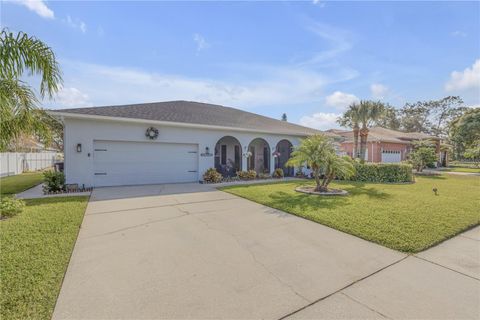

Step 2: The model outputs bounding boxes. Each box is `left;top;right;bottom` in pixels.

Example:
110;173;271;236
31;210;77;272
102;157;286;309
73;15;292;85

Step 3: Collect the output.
2;0;480;129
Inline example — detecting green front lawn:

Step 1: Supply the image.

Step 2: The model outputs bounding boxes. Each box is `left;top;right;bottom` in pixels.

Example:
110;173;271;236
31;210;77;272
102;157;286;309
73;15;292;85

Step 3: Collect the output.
221;175;480;253
442;162;480;173
441;167;480;173
0;197;89;320
0;172;45;196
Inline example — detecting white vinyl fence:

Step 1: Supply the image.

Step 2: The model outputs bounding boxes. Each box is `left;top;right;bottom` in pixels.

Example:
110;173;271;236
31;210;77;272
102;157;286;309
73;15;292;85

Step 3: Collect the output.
0;152;61;177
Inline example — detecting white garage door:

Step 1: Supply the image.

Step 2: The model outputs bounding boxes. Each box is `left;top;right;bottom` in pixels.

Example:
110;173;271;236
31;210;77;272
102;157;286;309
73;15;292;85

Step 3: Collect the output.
381;150;401;163
93;140;198;187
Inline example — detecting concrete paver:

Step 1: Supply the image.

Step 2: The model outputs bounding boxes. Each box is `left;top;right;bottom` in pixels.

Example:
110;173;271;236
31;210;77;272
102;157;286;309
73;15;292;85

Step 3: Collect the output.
340;256;480;319
461;226;480;241
416;226;480;279
287;293;387;319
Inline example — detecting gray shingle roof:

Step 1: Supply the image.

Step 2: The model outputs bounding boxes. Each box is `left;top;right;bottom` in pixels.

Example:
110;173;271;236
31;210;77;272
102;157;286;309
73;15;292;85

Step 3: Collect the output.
337;127;439;144
52;100;334;137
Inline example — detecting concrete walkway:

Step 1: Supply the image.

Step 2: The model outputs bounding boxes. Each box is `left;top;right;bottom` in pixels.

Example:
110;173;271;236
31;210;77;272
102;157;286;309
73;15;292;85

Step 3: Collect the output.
53;183;480;319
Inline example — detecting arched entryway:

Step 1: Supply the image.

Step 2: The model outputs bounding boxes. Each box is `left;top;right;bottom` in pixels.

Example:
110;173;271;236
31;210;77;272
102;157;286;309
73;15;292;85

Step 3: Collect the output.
247;138;270;174
275;139;294;176
215;136;242;177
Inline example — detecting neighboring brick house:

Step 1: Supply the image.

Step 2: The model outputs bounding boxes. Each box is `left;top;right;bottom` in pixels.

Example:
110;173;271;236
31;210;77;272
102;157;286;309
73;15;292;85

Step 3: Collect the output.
327;127;445;165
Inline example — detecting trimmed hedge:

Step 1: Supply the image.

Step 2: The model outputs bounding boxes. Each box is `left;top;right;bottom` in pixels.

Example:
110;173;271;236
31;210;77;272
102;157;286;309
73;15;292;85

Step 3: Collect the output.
352;162;414;183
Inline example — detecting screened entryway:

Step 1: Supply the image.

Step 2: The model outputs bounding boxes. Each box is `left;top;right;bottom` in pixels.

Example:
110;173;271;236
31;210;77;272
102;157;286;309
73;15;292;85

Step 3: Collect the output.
214;136;242;177
275;139;294;176
247;138;270;174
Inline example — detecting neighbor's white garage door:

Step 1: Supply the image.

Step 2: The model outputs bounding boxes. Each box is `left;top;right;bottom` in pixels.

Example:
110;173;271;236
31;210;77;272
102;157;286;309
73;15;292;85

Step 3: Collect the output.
93;140;198;187
381;150;401;163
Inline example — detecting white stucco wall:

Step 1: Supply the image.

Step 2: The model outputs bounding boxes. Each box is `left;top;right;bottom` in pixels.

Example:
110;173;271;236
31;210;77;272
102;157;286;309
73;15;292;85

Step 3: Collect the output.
63;117;304;187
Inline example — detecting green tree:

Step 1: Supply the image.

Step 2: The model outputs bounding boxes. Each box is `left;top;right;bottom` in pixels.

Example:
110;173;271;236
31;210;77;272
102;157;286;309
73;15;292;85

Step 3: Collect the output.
0;29;62;151
374;104;401;130
281;113;287;121
358;100;385;161
449;108;480;159
399;96;466;137
286;135;355;191
337;102;361;158
399;101;432;133
409;140;437;172
464;146;480;167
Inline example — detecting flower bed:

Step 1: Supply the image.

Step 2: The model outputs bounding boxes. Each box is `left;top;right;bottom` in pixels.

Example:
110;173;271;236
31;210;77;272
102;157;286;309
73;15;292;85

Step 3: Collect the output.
201;168;285;184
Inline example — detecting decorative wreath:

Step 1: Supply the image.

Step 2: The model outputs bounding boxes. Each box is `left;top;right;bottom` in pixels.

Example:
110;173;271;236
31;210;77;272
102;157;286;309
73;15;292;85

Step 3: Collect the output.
145;127;159;140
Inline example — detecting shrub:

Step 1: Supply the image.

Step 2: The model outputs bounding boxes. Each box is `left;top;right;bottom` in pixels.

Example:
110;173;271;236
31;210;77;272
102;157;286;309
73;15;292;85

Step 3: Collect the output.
257;173;271;179
352;162;413;183
409;147;437;172
202;168;223;183
273;168;284;178
0;197;25;218
237;170;257;180
43;171;65;192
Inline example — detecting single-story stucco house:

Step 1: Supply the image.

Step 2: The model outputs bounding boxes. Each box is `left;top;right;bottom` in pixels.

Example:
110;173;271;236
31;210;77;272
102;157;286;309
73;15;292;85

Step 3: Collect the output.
328;127;446;165
50;101;337;188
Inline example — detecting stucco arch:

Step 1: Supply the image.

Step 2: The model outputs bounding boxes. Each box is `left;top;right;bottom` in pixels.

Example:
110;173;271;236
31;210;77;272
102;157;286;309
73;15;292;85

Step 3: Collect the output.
214;136;242;177
247;138;271;174
275;139;294;176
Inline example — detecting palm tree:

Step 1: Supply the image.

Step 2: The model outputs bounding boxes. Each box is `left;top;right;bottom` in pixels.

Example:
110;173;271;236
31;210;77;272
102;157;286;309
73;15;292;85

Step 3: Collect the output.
358;100;385;161
0;29;62;151
322;155;355;189
286;135;355;192
338;103;361;158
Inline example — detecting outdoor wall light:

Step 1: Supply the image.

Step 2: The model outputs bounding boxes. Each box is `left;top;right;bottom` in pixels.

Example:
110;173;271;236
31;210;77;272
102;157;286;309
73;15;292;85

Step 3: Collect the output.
205;146;210;154
76;143;82;153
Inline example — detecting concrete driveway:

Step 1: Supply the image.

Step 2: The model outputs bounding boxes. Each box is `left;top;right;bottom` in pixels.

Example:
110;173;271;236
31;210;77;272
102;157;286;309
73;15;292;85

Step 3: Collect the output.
53;183;480;319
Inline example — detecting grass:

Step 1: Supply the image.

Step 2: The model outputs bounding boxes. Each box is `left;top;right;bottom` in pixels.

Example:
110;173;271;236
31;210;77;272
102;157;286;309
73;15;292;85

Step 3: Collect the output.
441;162;480;173
0;196;89;320
221;175;480;253
0;172;45;196
441;167;480;173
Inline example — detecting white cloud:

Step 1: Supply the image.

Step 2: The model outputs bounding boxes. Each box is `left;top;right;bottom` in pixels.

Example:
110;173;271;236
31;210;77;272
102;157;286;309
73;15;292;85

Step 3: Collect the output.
299;112;341;130
370;83;389;99
450;31;467;38
51;60;332;109
325;91;359;111
64;15;87;33
9;0;54;19
193;33;210;52
299;21;353;65
445;59;480;91
312;0;326;7
54;87;91;108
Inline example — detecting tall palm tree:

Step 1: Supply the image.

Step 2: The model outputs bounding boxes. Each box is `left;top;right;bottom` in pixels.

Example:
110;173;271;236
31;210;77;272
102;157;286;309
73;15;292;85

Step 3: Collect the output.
0;29;62;151
337;102;361;158
358;100;385;161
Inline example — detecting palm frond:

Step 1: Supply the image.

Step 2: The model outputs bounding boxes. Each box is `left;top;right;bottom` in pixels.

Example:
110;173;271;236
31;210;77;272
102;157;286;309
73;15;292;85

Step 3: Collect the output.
0;28;62;98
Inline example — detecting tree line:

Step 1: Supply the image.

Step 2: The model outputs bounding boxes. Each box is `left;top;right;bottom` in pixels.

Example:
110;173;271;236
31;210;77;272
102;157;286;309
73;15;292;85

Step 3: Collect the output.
337;97;479;162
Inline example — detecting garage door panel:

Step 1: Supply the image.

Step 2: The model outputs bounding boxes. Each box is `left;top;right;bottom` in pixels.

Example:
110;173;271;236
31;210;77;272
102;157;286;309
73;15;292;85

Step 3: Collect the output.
381;150;401;163
93;140;198;187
